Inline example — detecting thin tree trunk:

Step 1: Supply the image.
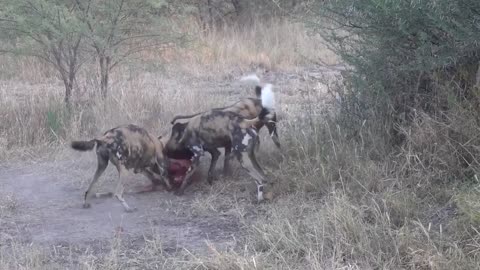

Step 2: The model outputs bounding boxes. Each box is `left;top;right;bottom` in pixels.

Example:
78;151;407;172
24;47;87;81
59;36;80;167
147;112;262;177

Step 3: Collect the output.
64;80;72;105
61;72;73;110
99;56;110;99
207;0;214;30
196;2;207;32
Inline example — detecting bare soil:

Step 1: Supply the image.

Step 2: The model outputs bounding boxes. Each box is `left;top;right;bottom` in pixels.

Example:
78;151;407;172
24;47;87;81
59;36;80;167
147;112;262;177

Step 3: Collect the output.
0;157;247;254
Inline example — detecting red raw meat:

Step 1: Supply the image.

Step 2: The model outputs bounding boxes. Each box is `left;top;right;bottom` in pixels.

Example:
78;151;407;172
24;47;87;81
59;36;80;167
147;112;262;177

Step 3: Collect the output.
167;159;192;185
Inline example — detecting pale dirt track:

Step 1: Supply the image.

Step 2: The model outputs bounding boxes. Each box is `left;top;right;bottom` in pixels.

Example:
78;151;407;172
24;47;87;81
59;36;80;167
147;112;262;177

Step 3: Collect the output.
0;157;249;254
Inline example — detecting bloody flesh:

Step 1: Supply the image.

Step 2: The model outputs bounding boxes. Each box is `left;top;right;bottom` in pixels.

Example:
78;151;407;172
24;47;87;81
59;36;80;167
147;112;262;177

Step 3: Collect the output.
167;159;192;185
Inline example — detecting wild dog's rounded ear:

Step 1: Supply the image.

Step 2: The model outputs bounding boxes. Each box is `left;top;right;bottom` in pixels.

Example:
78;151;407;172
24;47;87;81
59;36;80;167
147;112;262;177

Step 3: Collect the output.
158;135;162;140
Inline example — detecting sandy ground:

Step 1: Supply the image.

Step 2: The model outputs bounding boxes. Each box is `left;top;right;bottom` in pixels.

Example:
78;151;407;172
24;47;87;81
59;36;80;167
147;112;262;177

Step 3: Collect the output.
0;155;260;254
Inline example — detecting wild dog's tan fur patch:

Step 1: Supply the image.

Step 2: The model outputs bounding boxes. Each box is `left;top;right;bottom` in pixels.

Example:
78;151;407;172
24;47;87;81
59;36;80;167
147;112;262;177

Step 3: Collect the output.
71;124;170;212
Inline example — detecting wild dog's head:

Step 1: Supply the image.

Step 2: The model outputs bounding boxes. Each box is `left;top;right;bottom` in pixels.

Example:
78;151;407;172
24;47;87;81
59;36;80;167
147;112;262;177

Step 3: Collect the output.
164;122;193;159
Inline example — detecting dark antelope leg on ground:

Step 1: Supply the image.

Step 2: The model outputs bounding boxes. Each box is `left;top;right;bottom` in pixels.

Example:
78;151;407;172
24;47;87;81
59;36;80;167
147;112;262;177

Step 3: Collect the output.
83;154;109;209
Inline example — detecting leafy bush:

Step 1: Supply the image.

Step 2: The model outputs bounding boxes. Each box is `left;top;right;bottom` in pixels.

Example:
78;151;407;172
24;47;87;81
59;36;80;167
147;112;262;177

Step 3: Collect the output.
309;0;480;142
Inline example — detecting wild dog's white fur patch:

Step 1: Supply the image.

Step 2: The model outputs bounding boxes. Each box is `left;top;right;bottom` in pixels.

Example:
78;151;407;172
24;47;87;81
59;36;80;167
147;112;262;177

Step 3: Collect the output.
242;133;252;146
257;185;264;202
261;84;275;110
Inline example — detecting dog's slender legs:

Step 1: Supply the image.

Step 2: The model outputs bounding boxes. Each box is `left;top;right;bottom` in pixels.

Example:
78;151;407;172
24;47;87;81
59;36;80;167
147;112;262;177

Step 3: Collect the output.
223;143;232;176
254;135;261;153
156;152;172;191
237;151;266;202
113;165;136;212
207;148;221;184
83;154;108;209
234;128;267;202
248;137;266;178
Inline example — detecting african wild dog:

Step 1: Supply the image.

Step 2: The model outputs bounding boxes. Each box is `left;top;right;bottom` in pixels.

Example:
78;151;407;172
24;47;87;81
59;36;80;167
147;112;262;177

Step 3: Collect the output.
71;124;170;212
170;75;280;175
165;84;276;202
171;74;280;149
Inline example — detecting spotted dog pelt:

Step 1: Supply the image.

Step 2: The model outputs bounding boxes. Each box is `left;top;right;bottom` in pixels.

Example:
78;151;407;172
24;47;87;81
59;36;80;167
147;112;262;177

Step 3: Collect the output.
71;124;170;212
171;74;280;150
165;84;277;202
169;76;280;177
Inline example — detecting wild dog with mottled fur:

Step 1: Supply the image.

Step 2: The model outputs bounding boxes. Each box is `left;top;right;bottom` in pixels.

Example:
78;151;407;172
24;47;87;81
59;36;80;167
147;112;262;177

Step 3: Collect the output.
71;124;170;212
165;85;276;202
170;75;279;175
170;74;280;149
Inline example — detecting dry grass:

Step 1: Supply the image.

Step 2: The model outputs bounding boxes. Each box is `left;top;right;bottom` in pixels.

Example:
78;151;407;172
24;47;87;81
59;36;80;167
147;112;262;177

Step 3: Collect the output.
1;19;480;270
140;18;338;76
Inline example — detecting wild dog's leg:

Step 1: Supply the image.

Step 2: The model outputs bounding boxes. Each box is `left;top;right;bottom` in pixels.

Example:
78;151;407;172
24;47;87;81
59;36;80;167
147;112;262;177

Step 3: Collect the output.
270;128;281;149
156;154;173;191
207;148;221;184
113;164;136;212
175;145;203;196
83;153;109;209
236;151;266;202
254;134;261;153
247;130;267;177
248;146;266;177
233;128;266;202
223;143;232;176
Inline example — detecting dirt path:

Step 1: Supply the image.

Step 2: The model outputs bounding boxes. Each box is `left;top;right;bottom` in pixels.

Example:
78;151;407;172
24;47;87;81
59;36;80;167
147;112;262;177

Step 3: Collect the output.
0;157;245;253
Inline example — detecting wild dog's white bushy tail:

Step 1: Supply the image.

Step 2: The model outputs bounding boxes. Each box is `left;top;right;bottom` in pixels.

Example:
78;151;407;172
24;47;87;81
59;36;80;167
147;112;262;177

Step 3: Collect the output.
261;83;275;110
